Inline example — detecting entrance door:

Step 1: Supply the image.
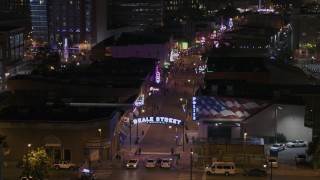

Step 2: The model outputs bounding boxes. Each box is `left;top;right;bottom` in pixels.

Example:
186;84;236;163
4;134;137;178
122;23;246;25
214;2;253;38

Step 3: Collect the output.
207;126;231;139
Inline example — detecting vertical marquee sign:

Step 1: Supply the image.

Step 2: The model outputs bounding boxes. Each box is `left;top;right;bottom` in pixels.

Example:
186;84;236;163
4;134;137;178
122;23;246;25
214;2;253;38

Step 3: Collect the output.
155;63;160;84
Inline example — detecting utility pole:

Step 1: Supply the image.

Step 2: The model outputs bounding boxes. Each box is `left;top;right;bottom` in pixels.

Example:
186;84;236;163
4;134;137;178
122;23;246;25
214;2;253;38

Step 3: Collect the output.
0;141;3;180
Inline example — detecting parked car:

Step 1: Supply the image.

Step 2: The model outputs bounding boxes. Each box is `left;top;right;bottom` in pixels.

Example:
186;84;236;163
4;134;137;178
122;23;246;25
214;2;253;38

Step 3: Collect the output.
268;157;278;168
242;168;267;176
20;176;32;180
295;153;309;165
270;144;285;151
126;158;139;169
160;159;171;168
145;158;156;168
286;140;308;147
53;160;76;170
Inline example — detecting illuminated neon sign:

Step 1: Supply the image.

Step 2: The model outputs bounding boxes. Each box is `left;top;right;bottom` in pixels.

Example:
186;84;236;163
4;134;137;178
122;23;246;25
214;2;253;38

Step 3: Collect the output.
63;38;69;60
133;116;182;125
181;42;188;50
134;94;145;107
155;64;160;84
192;96;197;121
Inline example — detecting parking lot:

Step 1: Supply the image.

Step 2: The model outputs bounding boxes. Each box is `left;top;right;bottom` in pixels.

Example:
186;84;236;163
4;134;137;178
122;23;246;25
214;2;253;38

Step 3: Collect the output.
265;144;308;167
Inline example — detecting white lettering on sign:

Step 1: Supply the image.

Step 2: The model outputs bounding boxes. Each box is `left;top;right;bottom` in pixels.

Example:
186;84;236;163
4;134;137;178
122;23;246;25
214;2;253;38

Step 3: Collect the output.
192;96;197;121
133;116;182;125
156;72;161;83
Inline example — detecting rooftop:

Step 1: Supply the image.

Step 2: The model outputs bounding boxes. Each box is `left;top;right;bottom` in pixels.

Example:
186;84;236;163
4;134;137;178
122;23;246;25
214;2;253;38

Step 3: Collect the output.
114;32;172;45
0;104;117;122
206;57;268;72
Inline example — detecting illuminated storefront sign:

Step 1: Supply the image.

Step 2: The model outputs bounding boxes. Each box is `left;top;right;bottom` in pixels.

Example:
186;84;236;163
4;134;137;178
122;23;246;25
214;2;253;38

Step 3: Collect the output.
155;64;160;83
134;94;145;107
170;49;179;62
228;18;233;28
133;116;182;125
63;38;69;60
192;96;197;121
181;42;188;50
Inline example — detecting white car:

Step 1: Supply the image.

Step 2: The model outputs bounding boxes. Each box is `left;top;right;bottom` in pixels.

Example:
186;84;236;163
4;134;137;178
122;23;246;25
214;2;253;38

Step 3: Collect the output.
270;144;285;151
268;157;278;168
145;159;156;168
160;159;171;168
53;160;76;170
126;158;139;169
286;140;308;148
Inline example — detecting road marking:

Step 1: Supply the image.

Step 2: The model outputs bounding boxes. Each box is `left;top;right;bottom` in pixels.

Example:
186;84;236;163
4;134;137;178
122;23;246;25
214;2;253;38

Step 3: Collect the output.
202;173;207;180
178;173;196;180
140;152;172;155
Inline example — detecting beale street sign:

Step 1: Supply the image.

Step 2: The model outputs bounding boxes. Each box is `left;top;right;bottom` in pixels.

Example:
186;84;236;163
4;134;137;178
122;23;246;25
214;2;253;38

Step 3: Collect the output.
132;116;182;125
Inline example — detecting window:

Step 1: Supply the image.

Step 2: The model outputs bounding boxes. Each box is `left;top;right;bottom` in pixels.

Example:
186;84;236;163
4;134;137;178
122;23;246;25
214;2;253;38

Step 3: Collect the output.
64;149;72;161
216;166;223;169
54;149;61;161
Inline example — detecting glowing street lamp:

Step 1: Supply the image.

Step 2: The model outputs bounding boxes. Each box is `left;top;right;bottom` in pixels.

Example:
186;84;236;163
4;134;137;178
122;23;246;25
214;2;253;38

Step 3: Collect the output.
190;149;194;180
243;130;247;167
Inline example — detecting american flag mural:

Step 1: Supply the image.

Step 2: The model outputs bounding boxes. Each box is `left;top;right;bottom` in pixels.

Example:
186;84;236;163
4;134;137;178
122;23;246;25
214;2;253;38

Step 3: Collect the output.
192;96;271;121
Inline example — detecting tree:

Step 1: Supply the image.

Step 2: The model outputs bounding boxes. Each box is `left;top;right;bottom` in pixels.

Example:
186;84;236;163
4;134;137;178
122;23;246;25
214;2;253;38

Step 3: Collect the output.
21;147;52;179
306;137;320;169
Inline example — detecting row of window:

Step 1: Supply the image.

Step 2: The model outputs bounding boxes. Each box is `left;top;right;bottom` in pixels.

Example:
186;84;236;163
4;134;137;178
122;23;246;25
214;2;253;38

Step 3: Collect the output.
213;165;235;169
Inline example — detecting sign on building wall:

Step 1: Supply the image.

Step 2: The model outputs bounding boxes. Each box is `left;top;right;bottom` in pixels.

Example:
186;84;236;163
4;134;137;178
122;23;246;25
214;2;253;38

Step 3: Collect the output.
192;96;271;121
133;116;182;125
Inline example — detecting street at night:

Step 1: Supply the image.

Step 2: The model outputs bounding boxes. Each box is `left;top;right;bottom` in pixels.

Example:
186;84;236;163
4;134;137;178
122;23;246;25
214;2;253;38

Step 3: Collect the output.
1;0;320;180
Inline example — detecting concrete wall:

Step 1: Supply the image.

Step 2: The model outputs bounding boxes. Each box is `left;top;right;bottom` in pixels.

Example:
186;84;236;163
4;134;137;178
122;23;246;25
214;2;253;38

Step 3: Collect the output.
276;104;312;141
231;127;240;138
243;105;275;139
244;104;312;143
195;104;312;144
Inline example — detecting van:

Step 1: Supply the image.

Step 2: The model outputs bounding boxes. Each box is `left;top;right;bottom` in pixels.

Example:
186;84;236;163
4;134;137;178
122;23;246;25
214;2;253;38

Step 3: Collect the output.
204;162;236;176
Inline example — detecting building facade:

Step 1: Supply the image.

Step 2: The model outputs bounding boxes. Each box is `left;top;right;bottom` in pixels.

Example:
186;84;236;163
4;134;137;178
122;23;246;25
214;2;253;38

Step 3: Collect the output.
0;27;26;90
0;105;118;165
28;0;108;49
108;0;163;31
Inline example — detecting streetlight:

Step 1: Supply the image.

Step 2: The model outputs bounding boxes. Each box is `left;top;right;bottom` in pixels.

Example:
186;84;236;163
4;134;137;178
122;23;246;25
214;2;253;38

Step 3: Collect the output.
98;129;102;166
243;130;247;168
84;40;89;51
0;141;3;180
274;106;282;143
270;162;273;180
190;149;194;180
187;79;195;96
180;97;187;152
26;144;32;178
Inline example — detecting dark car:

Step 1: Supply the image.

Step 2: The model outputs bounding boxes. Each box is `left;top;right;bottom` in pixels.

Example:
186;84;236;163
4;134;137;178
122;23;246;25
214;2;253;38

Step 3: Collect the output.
242;168;267;176
295;153;309;165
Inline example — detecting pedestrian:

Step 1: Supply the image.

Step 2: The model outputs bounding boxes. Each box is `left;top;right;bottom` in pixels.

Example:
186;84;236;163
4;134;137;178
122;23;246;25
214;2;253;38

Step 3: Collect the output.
186;137;189;144
192;136;195;144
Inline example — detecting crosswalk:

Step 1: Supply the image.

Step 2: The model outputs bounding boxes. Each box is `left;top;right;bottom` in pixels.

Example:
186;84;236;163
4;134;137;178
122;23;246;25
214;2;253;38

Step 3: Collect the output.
178;172;206;180
178;172;194;180
94;166;114;180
